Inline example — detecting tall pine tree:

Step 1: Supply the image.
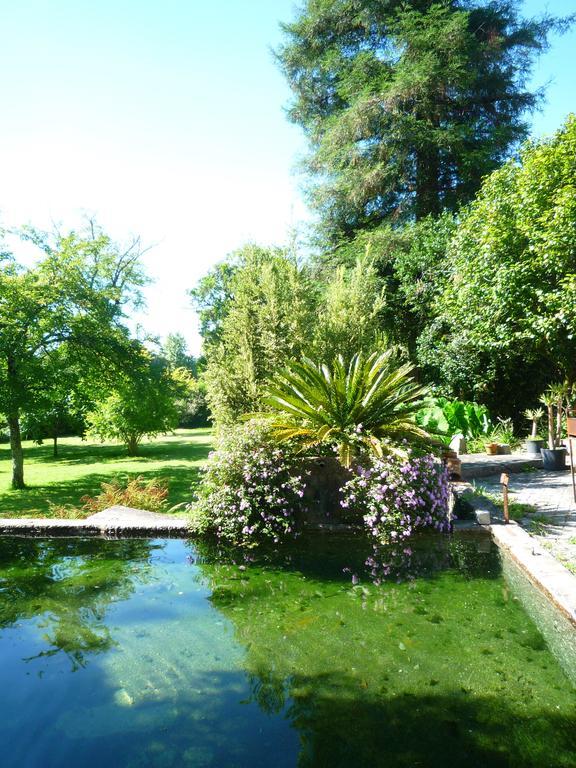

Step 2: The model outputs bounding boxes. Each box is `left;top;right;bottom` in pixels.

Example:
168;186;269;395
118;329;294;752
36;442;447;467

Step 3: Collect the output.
277;1;568;241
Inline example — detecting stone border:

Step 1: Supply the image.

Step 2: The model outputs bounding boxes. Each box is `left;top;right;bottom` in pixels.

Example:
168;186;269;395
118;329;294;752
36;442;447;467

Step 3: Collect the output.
0;506;189;538
450;482;576;628
490;521;576;628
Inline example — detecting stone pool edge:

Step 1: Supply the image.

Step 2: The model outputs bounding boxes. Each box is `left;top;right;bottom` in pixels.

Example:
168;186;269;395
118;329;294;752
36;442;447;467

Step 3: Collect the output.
450;481;576;628
0;505;190;538
489;521;576;628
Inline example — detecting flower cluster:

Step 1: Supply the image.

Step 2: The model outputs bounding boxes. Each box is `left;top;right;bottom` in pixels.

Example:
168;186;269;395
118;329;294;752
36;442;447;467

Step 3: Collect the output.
340;452;450;544
188;420;306;546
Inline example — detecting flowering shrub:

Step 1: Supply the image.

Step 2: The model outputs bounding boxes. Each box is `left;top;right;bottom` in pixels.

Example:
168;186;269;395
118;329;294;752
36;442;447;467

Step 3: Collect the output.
188;420;306;546
340;452;450;544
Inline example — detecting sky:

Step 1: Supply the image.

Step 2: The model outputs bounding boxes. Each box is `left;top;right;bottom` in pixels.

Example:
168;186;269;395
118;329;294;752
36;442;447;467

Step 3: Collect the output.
0;0;574;354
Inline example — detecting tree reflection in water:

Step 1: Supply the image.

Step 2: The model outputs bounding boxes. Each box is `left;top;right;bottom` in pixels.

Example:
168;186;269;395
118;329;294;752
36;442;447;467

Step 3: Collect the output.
0;537;154;670
192;533;576;768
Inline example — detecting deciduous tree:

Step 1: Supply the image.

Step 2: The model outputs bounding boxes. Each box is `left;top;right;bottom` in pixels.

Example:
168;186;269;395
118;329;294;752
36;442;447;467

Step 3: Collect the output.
0;221;147;488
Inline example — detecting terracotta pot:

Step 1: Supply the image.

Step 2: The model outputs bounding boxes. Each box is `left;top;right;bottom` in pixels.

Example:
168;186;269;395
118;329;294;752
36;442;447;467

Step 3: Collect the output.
566;417;576;438
485;443;500;456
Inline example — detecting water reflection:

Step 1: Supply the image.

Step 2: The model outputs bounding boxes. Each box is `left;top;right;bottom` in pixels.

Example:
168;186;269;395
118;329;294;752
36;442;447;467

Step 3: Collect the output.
0;538;154;669
0;534;573;767
193;533;576;768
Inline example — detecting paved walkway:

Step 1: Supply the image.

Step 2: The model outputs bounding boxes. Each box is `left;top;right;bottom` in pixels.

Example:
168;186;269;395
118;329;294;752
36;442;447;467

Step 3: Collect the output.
460;452;542;480
476;470;576;575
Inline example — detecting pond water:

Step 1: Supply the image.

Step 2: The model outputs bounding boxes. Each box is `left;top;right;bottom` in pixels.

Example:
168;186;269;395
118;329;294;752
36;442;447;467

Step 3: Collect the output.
0;533;574;768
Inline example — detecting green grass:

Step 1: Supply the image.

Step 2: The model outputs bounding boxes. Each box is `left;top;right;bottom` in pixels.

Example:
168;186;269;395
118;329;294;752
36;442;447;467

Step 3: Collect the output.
469;484;537;521
0;429;213;518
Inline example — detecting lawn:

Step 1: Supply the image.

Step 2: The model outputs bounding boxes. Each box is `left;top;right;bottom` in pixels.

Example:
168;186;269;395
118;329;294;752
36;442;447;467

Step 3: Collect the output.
0;429;213;518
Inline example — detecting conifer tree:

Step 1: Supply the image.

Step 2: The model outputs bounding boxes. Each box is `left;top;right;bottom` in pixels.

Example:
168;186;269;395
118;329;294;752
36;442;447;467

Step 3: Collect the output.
277;1;568;240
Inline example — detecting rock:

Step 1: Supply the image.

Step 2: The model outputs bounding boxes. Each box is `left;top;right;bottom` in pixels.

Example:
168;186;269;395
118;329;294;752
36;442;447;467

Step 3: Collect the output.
113;688;134;707
449;434;467;455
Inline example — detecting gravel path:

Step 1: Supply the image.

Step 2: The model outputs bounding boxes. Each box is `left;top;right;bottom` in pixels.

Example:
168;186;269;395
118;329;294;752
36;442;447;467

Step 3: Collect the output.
476;470;576;574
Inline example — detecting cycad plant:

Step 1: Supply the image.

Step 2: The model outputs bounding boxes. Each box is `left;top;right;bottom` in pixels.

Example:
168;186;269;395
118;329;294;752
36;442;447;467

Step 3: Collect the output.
261;351;431;467
524;407;544;440
539;382;569;450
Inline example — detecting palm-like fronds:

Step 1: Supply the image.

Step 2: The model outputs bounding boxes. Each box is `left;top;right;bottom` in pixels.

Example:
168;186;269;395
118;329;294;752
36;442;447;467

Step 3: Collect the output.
261;351;431;466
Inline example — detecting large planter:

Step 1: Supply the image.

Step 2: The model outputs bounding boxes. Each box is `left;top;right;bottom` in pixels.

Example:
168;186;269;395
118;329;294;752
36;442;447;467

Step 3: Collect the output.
441;448;462;481
299;456;353;526
541;447;567;471
525;439;544;455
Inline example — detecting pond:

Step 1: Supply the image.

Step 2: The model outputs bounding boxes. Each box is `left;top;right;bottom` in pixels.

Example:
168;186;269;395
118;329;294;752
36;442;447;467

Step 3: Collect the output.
0;533;574;767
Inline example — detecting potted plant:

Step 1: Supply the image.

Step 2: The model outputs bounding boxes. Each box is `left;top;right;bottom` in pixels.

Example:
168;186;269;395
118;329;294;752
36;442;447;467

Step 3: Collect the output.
539;385;568;470
524;408;545;454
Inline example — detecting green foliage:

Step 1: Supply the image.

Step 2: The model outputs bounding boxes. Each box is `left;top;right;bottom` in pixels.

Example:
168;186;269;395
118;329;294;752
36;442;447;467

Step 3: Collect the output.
420;115;576;418
198;245;317;425
524;407;544;439
311;253;387;363
87;356;190;455
416;398;492;443
277;0;565;240
261;350;430;467
0;220;148;488
161;333;198;375
317;213;456;355
539;382;570;449
189;261;237;345
196;246;389;426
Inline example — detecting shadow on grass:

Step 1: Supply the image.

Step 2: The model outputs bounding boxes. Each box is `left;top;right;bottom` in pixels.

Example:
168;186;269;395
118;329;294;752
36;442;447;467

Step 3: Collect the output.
0;455;212;518
9;431;213;467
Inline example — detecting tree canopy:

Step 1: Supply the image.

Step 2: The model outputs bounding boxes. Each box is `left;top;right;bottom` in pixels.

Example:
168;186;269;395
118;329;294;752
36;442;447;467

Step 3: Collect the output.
0;221;147;487
87;354;192;455
419;114;576;416
277;0;567;241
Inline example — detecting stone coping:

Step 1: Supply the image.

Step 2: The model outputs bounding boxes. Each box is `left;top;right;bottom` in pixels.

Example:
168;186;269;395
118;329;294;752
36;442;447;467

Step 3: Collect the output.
0;506;189;538
490;521;576;628
450;480;576;628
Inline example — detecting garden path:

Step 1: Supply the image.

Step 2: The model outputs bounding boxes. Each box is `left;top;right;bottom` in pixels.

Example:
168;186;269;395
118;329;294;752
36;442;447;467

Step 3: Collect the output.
477;469;576;575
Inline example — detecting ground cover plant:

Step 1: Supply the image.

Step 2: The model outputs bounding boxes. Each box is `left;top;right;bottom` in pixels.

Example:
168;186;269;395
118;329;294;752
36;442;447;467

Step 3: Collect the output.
0;429;213;518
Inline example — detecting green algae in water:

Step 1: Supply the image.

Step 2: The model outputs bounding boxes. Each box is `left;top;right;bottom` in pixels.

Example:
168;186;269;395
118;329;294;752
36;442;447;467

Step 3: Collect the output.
0;533;574;768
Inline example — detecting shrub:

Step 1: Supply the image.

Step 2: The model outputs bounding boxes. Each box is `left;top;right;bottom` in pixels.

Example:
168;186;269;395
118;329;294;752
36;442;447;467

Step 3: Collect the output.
340;452;450;544
262;350;431;467
416;397;492;444
81;476;169;513
187;420;307;546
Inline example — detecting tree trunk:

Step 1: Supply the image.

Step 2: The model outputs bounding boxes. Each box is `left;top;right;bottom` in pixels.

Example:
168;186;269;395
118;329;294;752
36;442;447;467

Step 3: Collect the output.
53;436;58;458
547;404;555;450
127;436;139;456
415;142;441;220
8;413;25;489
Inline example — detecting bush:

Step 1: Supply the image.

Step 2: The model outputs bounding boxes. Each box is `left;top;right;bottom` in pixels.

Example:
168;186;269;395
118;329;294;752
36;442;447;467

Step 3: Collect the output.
81;477;169;513
188;420;307;546
416;397;492;444
340;452;450;544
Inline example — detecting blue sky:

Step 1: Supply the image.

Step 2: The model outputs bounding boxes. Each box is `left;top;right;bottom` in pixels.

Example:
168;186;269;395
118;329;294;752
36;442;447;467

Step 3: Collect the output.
0;0;574;353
